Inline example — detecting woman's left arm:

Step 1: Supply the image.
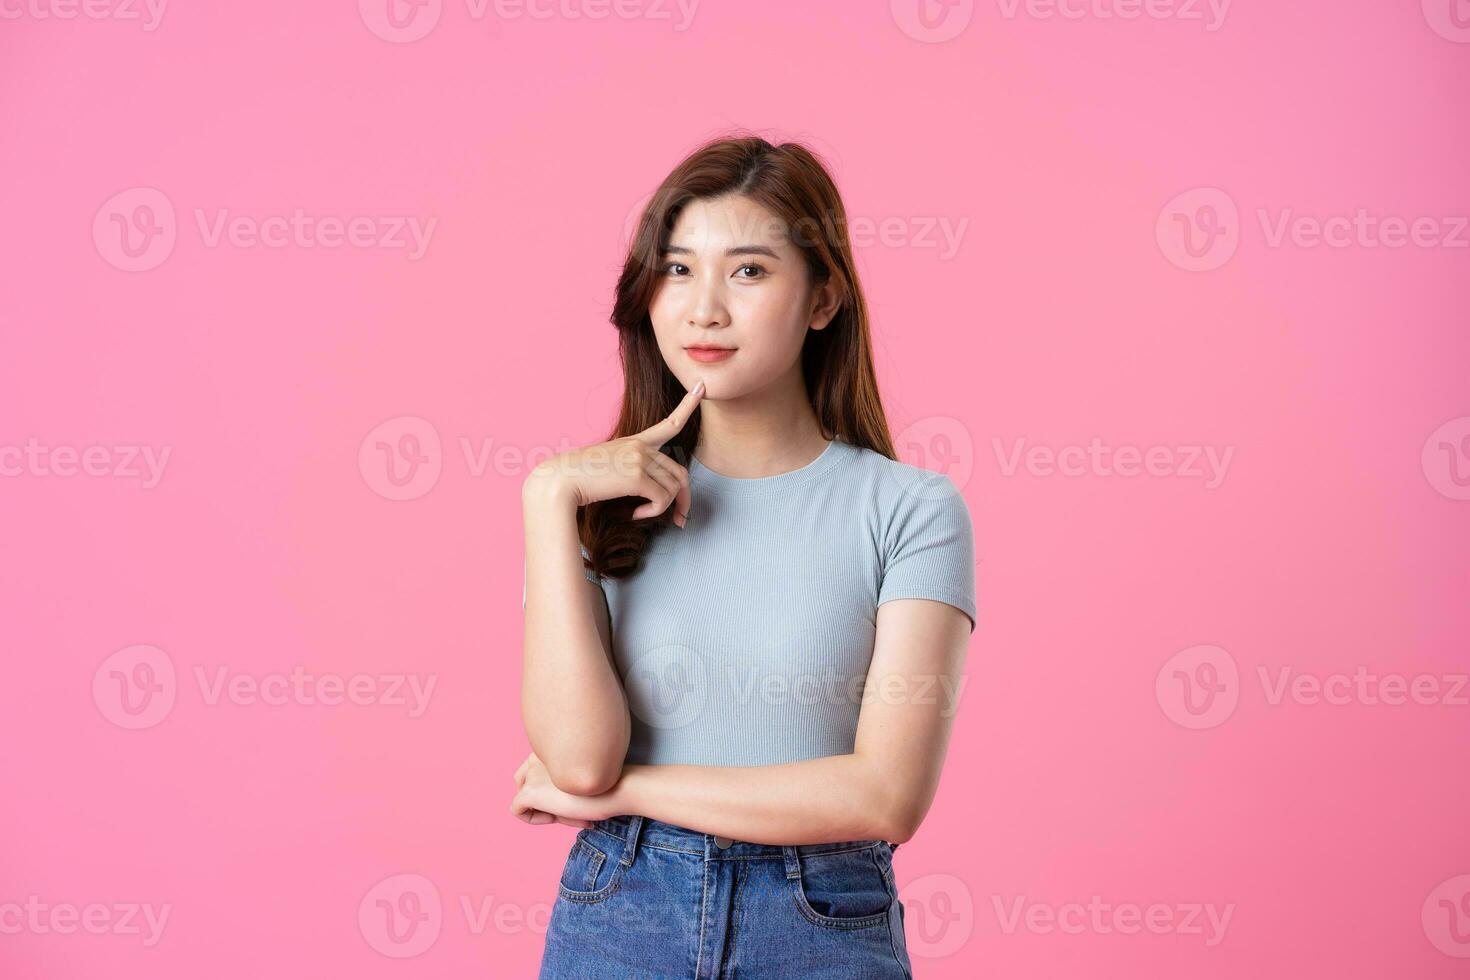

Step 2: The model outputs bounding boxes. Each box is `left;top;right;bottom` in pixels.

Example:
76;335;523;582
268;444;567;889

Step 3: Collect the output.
511;596;973;845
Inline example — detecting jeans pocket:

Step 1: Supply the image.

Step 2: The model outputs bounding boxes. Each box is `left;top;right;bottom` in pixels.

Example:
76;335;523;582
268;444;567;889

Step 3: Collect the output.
788;845;892;930
557;831;625;904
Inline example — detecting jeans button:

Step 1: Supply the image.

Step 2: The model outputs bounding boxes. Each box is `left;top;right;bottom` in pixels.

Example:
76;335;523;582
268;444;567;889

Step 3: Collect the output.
714;835;734;849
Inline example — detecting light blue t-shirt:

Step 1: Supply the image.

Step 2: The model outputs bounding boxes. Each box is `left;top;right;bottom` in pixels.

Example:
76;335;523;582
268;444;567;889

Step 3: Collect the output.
523;436;976;767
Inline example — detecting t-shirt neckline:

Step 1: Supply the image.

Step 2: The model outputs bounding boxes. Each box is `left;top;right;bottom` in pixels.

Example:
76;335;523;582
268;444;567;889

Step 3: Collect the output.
689;437;847;496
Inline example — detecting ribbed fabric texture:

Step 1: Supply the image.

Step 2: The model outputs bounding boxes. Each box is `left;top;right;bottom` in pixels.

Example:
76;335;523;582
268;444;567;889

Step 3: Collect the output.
522;436;976;767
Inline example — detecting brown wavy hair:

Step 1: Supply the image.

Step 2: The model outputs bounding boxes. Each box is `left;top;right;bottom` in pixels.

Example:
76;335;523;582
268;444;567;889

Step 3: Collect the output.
580;132;898;580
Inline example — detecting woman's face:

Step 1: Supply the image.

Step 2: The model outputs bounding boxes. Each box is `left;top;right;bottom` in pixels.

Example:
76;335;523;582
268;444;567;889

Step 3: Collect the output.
648;194;837;400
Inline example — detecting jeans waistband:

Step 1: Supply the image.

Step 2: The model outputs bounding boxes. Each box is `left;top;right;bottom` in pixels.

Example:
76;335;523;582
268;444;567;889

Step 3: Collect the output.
588;813;898;863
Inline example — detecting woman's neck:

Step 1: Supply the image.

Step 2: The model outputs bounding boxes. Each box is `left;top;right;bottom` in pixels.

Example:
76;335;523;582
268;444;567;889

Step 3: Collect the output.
691;398;830;480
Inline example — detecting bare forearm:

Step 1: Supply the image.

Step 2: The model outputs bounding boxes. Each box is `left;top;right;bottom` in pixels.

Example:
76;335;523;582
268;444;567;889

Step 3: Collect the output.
520;479;629;793
610;754;905;846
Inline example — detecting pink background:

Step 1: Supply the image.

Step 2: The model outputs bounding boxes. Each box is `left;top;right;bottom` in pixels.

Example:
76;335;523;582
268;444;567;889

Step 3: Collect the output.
2;1;1468;976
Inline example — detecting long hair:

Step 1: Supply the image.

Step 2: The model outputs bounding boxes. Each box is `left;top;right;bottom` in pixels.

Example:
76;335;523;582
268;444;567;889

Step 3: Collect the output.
580;133;897;579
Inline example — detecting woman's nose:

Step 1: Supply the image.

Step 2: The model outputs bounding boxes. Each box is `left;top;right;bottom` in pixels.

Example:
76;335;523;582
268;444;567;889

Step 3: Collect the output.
685;276;729;328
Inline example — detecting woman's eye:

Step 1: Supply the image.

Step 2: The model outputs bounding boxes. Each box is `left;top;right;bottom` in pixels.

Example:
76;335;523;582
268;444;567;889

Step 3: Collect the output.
661;261;765;278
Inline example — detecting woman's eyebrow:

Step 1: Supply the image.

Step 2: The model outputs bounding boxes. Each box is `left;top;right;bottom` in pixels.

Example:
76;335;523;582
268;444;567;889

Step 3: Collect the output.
663;244;782;259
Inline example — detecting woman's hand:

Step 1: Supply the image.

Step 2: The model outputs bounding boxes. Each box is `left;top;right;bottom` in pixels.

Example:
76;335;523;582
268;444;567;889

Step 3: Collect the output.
510;751;622;828
522;379;704;527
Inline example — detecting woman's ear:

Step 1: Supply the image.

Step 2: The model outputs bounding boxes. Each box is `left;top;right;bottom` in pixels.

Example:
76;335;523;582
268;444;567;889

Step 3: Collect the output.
808;277;842;331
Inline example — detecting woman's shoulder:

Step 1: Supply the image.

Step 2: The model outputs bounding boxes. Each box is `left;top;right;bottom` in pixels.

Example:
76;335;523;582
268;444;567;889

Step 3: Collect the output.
840;440;969;513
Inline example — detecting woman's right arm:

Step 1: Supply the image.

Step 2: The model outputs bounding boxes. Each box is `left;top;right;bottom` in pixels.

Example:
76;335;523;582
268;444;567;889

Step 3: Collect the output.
520;477;628;797
518;379;704;796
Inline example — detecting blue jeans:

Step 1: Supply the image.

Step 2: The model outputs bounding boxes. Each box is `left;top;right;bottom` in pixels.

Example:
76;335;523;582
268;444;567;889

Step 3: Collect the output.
537;813;913;979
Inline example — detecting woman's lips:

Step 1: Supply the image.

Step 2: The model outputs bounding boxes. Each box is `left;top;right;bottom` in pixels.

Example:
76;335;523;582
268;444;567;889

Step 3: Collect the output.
685;347;736;363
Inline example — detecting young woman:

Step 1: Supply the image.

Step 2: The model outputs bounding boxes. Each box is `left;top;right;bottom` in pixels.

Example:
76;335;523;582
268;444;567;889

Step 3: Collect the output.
514;134;976;979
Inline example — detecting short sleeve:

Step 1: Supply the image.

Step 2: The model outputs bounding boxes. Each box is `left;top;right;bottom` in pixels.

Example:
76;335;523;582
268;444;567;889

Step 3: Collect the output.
877;474;977;633
522;544;603;610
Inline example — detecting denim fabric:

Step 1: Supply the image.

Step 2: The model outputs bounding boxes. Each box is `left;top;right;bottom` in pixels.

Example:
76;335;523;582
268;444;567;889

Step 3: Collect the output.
537;813;913;979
